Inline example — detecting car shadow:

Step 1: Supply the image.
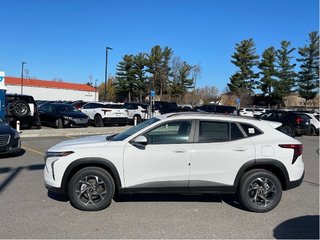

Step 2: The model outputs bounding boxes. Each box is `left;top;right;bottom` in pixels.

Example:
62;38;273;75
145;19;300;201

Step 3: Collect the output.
113;193;242;208
273;215;319;239
0;149;26;159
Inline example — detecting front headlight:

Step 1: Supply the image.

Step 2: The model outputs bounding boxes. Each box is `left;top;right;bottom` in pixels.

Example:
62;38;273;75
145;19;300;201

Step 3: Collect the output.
64;116;73;121
44;151;74;162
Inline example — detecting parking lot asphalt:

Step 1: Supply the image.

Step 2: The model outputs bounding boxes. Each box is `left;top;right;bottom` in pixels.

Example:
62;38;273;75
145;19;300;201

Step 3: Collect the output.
20;125;131;138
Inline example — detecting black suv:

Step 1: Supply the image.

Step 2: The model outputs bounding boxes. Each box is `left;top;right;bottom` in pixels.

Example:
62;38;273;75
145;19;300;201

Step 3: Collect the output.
259;110;311;137
5;94;41;129
153;101;178;114
198;104;237;114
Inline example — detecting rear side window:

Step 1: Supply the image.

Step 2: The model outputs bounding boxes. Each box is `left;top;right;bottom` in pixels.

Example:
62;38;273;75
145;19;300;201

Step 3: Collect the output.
315;115;319;121
240;123;262;136
199;121;229;142
231;123;245;140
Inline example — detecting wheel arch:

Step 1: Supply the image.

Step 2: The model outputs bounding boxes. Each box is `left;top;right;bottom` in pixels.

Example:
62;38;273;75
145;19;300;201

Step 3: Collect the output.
233;159;290;190
61;157;122;194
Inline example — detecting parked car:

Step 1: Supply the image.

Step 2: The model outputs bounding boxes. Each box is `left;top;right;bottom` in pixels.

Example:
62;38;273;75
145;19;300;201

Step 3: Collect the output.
81;102;128;127
302;112;319;135
124;102;148;124
198;104;237;114
0;119;21;155
259;110;311;137
153;101;178;114
38;103;89;128
44;112;304;213
239;108;254;117
6;94;41;129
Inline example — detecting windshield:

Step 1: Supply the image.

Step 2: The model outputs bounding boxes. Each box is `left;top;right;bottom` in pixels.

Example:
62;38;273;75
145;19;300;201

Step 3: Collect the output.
112;117;160;141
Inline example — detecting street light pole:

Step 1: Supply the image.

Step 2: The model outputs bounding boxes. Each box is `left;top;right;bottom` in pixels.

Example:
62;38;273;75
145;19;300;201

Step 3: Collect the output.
104;46;112;101
21;61;26;94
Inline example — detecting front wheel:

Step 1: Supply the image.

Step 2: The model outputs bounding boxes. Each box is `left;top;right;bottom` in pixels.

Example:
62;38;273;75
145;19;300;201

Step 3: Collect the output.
280;125;294;137
238;169;282;213
68;167;115;211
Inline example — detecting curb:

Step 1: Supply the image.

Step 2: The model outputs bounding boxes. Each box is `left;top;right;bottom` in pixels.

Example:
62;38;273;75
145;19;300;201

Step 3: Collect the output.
20;126;131;138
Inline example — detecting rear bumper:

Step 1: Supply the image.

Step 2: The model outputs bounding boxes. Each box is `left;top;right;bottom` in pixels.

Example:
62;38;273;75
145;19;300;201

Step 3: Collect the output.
103;117;128;125
286;171;304;190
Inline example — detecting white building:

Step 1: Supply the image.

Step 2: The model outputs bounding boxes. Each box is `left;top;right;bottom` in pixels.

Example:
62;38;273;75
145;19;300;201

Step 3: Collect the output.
5;76;98;101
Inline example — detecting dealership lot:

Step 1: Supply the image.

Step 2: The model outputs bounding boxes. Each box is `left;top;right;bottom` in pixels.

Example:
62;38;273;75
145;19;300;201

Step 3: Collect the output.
0;132;318;238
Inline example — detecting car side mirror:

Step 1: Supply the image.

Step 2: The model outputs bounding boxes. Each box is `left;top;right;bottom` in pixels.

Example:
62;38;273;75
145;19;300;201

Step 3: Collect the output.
130;135;148;149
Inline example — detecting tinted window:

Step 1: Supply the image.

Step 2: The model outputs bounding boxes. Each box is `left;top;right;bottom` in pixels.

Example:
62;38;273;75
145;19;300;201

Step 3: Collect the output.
315;115;319;121
199;121;229;142
240;123;262;136
145;121;192;144
231;123;245;140
105;104;124;109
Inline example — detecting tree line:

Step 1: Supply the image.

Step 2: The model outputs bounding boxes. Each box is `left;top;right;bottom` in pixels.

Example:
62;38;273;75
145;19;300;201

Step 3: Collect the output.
96;31;318;107
228;31;319;108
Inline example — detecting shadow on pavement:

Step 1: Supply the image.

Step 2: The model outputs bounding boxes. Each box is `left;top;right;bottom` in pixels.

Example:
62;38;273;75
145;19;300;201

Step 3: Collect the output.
273;215;319;239
0;163;44;193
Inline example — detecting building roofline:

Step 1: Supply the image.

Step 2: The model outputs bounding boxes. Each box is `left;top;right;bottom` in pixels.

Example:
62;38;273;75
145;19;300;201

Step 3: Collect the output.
5;76;96;92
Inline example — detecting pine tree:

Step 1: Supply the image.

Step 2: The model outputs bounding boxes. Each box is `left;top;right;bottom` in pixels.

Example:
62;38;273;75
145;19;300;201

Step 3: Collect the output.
228;38;259;106
133;53;148;102
115;55;137;102
147;45;173;99
274;41;297;106
297;31;319;108
258;47;277;107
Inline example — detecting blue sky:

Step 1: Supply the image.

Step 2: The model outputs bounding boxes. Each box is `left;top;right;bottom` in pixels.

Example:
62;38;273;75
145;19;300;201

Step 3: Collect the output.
1;0;319;93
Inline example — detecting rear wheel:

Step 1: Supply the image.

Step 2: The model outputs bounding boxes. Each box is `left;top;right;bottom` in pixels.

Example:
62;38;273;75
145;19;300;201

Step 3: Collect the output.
68;167;115;211
238;169;282;213
94;114;104;127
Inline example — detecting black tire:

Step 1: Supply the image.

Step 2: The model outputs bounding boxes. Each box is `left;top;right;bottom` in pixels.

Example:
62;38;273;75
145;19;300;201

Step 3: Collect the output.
11;100;30;118
310;125;316;136
238;169;282;213
68;167;115;211
280;125;294;137
94;114;104;127
56;118;63;128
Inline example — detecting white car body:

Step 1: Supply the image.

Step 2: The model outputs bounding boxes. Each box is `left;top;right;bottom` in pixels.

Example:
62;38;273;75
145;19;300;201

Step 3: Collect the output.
81;102;128;126
44;113;304;212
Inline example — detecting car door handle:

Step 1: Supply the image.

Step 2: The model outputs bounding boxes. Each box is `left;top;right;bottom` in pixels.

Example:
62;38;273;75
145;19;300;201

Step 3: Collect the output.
233;147;247;152
173;149;186;153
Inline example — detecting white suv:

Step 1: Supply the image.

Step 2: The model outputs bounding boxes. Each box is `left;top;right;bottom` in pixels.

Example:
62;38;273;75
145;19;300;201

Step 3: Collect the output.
44;113;304;212
81;102;128;127
124;102;148;124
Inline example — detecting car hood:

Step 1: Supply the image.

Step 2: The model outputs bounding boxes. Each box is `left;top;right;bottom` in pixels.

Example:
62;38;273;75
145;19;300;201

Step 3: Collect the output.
62;111;88;118
0;122;15;134
47;134;113;152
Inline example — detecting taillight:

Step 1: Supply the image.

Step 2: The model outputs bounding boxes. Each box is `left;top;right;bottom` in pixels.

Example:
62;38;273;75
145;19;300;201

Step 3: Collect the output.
279;144;303;164
295;117;304;124
102;109;111;114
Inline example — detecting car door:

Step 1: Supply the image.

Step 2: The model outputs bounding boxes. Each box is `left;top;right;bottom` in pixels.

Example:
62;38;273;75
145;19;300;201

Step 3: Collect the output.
189;120;255;187
123;120;194;189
